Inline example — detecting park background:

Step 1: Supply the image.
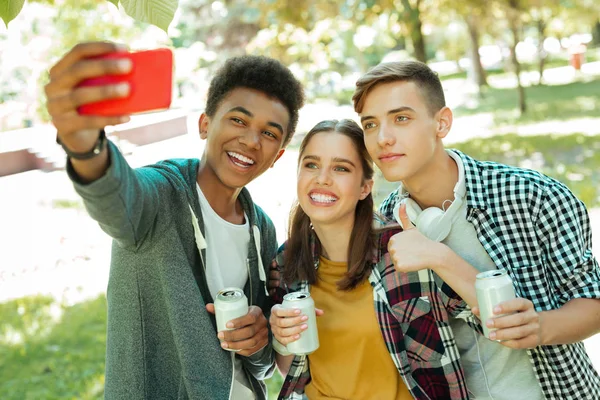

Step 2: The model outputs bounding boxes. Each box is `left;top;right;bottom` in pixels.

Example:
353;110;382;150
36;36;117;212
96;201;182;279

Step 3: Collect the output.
1;0;600;398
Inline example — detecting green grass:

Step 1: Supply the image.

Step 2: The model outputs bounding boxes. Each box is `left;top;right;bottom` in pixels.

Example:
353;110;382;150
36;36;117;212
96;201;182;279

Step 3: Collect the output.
583;46;600;63
439;67;504;81
0;295;107;400
373;133;600;209
0;294;285;399
454;78;600;125
453;133;600;207
437;53;587;81
266;371;285;398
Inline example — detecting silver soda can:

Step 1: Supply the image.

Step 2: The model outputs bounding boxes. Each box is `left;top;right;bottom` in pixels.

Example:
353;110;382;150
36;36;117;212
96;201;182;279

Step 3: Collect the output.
214;287;248;351
282;292;320;355
475;269;516;339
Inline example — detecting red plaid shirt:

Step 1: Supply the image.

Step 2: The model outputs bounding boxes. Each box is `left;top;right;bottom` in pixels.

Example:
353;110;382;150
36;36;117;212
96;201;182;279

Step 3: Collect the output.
271;217;478;400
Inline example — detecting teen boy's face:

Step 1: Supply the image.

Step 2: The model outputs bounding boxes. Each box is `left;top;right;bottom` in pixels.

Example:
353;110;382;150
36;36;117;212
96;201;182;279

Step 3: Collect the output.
359;81;448;182
199;87;289;190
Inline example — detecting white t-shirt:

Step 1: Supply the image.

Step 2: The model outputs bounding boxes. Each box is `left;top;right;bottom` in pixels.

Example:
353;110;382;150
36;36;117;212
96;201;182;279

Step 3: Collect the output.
443;203;544;400
196;184;255;400
399;151;544;399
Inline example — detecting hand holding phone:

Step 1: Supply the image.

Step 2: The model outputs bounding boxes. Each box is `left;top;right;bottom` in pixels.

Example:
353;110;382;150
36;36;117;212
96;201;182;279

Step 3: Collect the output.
77;48;173;116
46;41;134;154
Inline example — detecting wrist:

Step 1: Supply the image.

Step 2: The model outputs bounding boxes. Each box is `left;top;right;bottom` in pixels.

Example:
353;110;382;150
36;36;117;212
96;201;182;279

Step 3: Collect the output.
272;337;292;356
57;129;107;160
538;310;552;346
431;243;453;273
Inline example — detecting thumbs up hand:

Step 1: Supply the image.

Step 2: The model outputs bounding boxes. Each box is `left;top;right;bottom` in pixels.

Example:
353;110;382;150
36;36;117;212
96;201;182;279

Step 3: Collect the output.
388;203;446;274
397;201;416;231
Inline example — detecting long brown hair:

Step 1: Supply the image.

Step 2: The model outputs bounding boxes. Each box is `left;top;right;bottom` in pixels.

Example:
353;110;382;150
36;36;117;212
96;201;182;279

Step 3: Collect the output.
283;119;376;291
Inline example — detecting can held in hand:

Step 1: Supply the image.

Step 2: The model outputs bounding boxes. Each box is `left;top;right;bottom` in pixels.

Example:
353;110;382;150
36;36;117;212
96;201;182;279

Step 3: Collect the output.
475;269;516;339
282;292;319;355
215;287;248;351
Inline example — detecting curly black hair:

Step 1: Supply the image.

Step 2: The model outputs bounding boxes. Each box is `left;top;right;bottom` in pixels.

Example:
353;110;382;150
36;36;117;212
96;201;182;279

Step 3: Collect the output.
205;55;305;147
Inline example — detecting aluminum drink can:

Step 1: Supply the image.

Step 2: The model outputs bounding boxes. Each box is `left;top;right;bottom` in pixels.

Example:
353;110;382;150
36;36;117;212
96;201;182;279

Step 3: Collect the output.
475;269;516;339
214;287;248;351
282;292;319;355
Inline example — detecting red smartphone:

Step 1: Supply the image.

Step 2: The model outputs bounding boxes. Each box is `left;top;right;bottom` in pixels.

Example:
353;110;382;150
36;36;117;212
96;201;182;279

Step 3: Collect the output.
77;48;173;116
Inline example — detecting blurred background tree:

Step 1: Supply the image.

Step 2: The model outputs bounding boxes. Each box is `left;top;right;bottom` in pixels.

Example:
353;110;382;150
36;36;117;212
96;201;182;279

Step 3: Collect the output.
2;0;177;31
27;0;151;122
3;0;600;120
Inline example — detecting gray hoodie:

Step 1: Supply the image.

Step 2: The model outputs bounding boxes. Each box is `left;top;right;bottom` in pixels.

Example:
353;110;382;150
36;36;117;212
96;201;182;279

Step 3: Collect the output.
69;140;277;399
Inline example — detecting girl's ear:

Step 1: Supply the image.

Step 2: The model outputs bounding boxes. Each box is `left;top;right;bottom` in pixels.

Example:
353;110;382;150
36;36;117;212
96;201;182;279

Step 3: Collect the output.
360;179;374;200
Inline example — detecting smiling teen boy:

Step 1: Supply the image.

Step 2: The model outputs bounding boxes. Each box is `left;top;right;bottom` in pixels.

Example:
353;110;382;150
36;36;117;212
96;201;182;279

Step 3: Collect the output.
353;61;600;399
44;42;304;399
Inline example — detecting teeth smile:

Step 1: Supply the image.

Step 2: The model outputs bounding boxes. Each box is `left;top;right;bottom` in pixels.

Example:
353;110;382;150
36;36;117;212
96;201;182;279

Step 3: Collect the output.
310;194;337;203
227;151;255;165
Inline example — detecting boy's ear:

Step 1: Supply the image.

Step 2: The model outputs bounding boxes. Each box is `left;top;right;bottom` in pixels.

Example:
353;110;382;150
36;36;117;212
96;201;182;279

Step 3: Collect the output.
270;149;286;168
436;107;453;139
199;113;210;140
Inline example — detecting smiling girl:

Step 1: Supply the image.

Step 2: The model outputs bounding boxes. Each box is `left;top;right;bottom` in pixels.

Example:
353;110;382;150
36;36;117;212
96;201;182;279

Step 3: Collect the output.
268;119;468;400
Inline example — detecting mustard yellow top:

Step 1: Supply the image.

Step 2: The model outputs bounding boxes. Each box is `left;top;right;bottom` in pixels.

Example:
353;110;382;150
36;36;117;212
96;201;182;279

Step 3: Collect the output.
304;257;413;400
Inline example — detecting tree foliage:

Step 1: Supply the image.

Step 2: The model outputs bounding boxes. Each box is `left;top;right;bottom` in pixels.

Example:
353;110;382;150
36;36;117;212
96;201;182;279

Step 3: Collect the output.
0;0;26;27
3;0;600;117
1;0;178;31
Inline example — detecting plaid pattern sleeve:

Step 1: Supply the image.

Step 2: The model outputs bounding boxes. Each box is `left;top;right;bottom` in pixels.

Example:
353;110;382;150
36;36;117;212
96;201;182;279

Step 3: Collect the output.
455;150;600;399
378;192;480;332
534;179;600;305
379;151;600;398
269;247;288;306
371;229;470;400
274;231;473;400
271;244;312;400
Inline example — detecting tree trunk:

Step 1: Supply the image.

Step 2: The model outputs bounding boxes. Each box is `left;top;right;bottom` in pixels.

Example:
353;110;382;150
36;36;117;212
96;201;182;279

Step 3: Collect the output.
508;6;526;114
593;19;600;46
401;0;427;63
465;15;488;88
411;17;427;63
536;19;547;85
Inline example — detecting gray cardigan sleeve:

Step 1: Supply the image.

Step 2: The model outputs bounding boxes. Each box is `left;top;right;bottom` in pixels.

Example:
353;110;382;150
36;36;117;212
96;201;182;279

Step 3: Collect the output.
67;140;161;250
241;342;276;381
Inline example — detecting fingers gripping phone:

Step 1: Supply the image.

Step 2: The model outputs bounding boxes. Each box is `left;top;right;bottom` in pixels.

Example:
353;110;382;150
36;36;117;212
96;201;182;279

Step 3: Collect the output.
77;48;173;116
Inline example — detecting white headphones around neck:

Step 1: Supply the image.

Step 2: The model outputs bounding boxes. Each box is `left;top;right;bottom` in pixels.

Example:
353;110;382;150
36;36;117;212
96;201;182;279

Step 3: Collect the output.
393;151;466;242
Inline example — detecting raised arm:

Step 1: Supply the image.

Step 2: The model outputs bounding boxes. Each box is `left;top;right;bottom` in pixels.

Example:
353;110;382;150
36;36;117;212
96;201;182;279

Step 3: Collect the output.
45;42;132;183
46;42;161;249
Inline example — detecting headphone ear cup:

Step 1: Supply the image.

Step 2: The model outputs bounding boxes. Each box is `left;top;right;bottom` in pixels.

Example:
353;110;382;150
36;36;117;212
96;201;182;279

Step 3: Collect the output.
416;208;452;242
403;198;422;225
